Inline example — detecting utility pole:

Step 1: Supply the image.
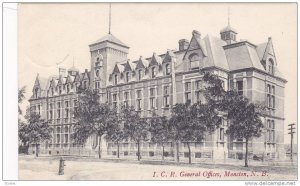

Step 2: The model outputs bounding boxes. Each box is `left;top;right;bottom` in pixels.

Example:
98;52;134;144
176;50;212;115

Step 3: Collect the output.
288;123;296;161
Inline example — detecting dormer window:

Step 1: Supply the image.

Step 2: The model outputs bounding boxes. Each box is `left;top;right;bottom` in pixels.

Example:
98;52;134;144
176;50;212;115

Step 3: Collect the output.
151;66;156;78
114;74;118;85
58;86;62;95
268;59;274;75
189;53;200;70
138;69;143;81
66;84;70;93
165;64;171;75
34;88;39;98
125;72;130;83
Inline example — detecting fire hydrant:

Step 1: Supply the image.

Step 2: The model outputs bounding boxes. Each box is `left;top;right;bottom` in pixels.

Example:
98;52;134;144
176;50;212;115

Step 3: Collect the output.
58;157;66;175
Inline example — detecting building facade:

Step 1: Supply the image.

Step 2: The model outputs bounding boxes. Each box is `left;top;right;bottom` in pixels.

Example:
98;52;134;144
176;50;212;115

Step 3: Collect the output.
28;23;286;161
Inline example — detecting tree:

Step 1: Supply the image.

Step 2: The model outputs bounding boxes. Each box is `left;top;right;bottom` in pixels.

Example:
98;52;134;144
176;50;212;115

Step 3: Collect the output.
149;114;170;161
25;111;52;157
18;86;26;115
72;88;119;159
106;118;124;159
203;72;264;167
223;91;264;167
121;106;149;161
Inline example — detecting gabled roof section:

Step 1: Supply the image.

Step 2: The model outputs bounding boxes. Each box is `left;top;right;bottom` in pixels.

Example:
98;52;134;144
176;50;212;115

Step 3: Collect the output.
183;30;208;60
123;60;136;71
74;72;81;82
149;53;162;66
90;33;129;48
135;56;149;69
34;74;48;91
162;50;176;63
256;37;277;65
112;63;125;74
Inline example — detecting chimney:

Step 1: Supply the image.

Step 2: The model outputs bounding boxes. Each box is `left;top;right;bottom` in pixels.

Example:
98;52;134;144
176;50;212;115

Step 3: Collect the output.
192;30;201;39
178;39;189;51
59;67;66;76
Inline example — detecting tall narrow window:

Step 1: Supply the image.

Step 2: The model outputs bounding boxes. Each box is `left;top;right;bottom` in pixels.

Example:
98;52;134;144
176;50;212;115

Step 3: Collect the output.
236;81;243;95
268;59;274;75
125;72;130;83
138;69;143;81
151;67;156;78
149;88;155;109
267;84;275;109
165;64;171;75
114;74;118;85
137;90;142;110
163;86;170;107
124;92;129;107
112;93;117;108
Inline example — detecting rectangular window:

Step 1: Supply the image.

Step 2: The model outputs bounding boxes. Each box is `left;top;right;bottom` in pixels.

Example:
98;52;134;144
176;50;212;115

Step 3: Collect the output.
237;81;243;95
185;92;191;105
195;152;202;158
149;151;154;157
137;90;142;111
164;96;170;107
185;82;191;91
220;128;224;141
163;86;170;95
267;84;275;108
114;74;118;85
196;91;202;103
150;88;155;97
138;69;143;81
124;92;129;107
125;72;130;83
112;93;118;108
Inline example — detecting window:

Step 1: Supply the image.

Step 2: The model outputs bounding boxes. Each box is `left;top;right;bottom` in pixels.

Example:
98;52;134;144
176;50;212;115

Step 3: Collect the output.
58;86;62;95
163;86;170;107
196;91;202;103
112;93;117;108
189;53;200;69
149;151;154;157
138;69;143;81
185;82;191;91
35;88;39;98
165;64;171;75
124;92;129;107
236;81;243;95
268;59;274;75
114;74;118;85
95;81;100;89
151;67;156;78
96;69;100;77
267;84;275;109
266;120;275;143
184;152;189;158
149;88;156;109
57;102;61;119
65;134;68;143
137;90;142;110
195;152;202;158
219;128;224;141
56;134;60;143
185;92;191;105
125;72;130;83
66;84;70;93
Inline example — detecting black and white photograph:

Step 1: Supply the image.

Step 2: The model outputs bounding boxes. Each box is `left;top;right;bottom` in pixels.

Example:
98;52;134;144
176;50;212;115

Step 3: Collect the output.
2;1;298;184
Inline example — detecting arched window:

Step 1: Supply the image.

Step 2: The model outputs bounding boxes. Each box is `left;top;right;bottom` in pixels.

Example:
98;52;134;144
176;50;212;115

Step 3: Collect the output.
268;59;274;75
189;53;200;69
165;64;171;75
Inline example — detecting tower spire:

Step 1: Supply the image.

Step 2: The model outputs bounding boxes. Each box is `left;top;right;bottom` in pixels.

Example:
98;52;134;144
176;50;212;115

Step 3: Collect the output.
109;3;111;34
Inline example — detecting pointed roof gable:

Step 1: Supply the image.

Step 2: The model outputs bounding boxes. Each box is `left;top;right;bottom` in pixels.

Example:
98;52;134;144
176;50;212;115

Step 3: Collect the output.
112;63;125;74
135;56;149;69
183;30;208;60
91;33;129;48
149;53;162;66
162;50;176;63
257;37;277;64
123;60;136;71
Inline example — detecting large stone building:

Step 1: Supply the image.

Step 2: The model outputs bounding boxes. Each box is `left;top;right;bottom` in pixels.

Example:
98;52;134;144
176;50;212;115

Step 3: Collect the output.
28;23;286;161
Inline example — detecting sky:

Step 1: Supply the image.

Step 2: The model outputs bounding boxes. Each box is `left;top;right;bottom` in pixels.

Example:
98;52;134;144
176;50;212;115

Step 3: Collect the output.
18;3;297;144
